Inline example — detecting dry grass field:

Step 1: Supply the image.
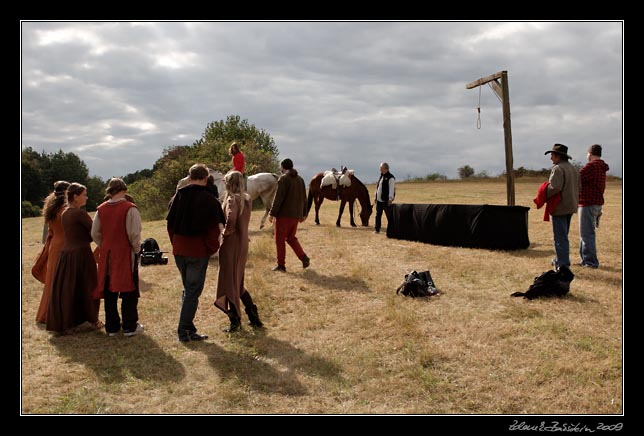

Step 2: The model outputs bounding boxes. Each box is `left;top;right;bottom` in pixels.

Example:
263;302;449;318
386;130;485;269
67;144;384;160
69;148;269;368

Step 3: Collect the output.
20;179;622;415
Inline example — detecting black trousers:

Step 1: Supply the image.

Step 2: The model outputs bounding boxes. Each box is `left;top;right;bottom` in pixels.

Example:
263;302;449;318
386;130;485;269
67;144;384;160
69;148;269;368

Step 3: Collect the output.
375;201;392;232
103;272;139;334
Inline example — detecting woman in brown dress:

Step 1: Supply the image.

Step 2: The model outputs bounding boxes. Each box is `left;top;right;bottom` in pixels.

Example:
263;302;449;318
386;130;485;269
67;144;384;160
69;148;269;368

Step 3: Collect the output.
46;183;101;334
214;171;263;332
33;181;70;324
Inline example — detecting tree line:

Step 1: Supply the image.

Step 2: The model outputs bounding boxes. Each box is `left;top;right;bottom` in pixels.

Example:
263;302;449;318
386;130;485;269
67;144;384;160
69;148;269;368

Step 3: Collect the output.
22;115;280;220
23;114;613;219
403;165;573;183
22;148;106;217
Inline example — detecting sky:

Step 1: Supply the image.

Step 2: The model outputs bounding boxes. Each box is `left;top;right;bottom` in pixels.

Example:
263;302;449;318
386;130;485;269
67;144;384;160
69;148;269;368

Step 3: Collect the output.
21;21;623;184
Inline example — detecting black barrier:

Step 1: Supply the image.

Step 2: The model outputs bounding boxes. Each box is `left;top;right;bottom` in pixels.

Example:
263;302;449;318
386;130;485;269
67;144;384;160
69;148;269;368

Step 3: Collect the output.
387;203;530;250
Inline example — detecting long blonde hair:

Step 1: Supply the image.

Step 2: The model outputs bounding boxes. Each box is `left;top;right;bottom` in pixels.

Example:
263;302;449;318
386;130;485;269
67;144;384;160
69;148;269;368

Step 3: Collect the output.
223;171;249;216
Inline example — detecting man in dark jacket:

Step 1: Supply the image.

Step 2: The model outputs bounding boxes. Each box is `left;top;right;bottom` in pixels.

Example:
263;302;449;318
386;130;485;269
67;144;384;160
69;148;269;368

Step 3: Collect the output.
374;162;396;234
268;158;310;272
578;144;610;268
167;163;225;342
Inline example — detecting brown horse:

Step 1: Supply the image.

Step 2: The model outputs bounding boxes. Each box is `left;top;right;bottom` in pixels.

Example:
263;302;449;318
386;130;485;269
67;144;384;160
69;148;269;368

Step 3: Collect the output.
307;172;373;227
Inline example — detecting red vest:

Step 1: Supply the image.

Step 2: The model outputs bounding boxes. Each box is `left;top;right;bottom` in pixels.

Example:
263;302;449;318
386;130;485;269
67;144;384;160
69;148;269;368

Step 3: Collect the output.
95;200;137;297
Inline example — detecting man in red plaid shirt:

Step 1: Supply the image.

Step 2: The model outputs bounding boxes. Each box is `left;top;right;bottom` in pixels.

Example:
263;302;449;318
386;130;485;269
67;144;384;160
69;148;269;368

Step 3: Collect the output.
578;144;610;268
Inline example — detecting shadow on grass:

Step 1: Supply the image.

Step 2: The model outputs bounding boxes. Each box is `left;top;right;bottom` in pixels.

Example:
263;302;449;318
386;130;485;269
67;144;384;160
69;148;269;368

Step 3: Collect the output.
509;293;600;304
564;293;601;304
194;340;306;396
504;246;553;258
192;331;344;396
50;332;185;384
300;269;370;292
240;331;343;379
576;265;623;274
248;228;271;237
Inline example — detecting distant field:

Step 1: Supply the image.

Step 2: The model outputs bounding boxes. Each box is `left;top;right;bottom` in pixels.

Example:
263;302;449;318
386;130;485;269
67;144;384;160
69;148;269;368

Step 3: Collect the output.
21;179;622;414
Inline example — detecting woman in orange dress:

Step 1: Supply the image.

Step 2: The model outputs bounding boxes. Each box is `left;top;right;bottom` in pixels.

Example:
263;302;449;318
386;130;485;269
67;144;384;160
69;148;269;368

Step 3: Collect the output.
33;181;70;324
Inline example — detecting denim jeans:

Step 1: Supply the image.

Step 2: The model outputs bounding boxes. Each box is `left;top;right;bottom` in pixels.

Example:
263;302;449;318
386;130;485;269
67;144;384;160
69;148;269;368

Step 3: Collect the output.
552;214;573;268
174;255;210;336
579;205;602;267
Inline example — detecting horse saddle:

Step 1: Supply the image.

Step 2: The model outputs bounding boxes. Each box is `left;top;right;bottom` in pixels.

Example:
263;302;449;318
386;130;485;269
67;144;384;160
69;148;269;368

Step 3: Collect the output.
321;169;354;189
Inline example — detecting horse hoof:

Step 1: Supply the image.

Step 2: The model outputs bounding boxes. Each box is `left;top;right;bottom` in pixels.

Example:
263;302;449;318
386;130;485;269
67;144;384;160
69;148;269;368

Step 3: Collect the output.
336;223;341;227
351;223;357;227
259;225;264;230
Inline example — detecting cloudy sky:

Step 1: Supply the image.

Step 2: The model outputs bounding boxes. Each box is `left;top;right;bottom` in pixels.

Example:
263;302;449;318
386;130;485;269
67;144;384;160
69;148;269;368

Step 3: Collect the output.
21;21;622;183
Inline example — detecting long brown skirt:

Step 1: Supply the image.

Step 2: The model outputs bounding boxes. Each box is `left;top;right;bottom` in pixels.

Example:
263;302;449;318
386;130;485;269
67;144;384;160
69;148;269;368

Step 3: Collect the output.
46;245;99;333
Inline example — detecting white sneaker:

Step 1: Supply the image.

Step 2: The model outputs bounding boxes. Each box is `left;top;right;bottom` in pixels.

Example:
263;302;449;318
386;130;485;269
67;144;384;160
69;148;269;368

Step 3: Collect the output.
107;331;120;337
124;323;144;337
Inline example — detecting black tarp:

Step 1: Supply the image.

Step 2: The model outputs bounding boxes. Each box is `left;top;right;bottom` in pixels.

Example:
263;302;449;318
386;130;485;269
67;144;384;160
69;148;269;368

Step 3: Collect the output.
386;204;530;250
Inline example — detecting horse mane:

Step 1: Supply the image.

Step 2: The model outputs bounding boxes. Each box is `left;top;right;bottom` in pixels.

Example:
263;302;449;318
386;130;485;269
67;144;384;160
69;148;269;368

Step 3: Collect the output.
350;174;365;187
350;174;367;193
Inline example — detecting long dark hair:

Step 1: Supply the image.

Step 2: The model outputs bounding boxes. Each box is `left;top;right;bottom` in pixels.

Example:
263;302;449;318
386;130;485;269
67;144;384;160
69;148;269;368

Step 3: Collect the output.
66;182;87;205
42;181;70;222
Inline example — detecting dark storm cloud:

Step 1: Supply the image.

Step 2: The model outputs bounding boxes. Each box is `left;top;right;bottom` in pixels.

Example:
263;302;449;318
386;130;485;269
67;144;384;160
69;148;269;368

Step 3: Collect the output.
21;21;622;183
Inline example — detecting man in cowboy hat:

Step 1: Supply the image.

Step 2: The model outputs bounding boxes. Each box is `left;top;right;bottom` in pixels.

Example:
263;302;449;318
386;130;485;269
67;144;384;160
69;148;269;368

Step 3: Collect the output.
545;143;580;270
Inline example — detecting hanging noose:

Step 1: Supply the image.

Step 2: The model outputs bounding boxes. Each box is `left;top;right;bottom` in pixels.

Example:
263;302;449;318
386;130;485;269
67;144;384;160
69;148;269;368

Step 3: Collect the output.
476;84;482;129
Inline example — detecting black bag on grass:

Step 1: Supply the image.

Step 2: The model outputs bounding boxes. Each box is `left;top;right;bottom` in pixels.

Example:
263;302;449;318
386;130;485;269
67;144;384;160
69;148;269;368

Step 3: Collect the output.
396;270;438;298
140;238;168;266
511;267;574;300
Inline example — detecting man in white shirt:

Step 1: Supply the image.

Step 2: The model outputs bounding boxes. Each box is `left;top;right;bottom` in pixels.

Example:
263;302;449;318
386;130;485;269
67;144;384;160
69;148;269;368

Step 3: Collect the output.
374;162;396;234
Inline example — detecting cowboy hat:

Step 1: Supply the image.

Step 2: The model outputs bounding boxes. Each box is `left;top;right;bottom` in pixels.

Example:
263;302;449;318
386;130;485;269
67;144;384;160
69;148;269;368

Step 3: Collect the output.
545;143;572;159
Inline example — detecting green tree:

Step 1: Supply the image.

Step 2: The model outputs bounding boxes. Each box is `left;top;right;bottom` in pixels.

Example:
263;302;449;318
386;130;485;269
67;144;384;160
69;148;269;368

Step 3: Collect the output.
122;169;153;185
21;147;103;210
85;176;106;211
458;165;475;179
21;200;41;218
21;147;48;204
474;170;489;179
201;115;279;158
129;115;280;220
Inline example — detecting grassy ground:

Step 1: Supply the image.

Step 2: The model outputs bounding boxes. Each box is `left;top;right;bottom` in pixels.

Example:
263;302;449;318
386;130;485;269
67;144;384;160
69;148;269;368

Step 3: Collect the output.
20;179;622;414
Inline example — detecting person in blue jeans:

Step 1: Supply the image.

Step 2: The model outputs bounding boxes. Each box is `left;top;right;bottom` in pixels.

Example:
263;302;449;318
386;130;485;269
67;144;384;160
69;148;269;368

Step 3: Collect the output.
167;163;225;342
544;144;580;270
578;144;610;268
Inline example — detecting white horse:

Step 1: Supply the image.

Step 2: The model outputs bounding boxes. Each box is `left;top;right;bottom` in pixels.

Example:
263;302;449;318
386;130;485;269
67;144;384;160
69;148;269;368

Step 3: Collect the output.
247;173;280;229
176;168;226;202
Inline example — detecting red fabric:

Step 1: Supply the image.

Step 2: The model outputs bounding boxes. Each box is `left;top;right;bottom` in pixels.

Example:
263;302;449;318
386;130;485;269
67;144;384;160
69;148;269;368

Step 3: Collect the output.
95;201;136;297
32;234;51;284
168;226;220;257
274;217;305;266
533;182;561;222
232;151;245;174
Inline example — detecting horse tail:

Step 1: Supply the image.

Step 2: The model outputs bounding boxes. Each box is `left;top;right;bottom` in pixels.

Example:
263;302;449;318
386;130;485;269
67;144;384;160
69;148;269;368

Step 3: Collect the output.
307;184;315;214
